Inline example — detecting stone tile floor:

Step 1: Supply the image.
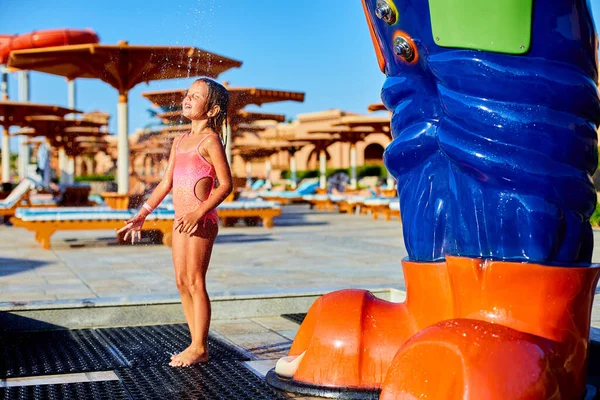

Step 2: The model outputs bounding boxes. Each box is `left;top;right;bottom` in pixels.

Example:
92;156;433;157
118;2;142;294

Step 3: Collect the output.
3;204;600;398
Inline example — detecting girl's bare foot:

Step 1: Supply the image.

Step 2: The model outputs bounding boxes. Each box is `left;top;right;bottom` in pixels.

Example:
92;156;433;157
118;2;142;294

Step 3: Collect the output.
170;343;193;362
169;345;209;367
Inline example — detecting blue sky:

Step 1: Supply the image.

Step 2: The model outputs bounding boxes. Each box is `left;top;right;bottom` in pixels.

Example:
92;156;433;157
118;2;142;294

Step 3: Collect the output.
1;1;600;150
1;0;385;144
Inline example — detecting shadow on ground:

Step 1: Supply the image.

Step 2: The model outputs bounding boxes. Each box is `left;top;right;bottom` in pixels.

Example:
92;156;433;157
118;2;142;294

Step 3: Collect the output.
0;258;50;277
273;206;329;227
216;234;275;244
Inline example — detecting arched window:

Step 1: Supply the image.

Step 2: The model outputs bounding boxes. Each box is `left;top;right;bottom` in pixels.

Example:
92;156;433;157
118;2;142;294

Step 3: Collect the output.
364;143;385;165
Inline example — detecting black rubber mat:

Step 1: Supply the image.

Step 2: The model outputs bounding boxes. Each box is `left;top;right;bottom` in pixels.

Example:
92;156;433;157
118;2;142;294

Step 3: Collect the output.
0;329;122;378
0;381;130;400
266;369;379;399
117;362;288;400
281;313;306;325
97;324;251;366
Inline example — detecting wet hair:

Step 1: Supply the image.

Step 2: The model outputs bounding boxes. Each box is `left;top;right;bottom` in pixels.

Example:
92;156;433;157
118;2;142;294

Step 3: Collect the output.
194;78;229;147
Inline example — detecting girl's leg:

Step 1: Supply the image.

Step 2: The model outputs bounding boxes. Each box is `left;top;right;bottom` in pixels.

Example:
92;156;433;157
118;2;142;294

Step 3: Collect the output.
171;220;218;367
169;227;196;363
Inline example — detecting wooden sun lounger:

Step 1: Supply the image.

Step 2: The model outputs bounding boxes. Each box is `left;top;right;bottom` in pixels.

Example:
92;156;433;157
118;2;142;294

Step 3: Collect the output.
362;198;398;220
10;208;174;250
259;194;305;205
0;179;36;218
336;196;370;214
387;201;401;221
11;202;282;249
302;195;336;212
12;218;175;250
218;207;281;228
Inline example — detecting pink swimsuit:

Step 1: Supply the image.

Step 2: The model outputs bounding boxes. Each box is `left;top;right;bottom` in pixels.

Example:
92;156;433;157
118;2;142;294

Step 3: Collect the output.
172;132;219;227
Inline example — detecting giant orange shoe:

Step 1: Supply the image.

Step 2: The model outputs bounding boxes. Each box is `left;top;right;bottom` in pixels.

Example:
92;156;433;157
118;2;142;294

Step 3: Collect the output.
380;257;600;399
268;0;600;398
271;260;453;391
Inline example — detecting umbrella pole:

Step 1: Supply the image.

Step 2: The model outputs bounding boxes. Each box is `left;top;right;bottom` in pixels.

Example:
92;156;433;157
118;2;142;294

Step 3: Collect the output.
67;80;77;116
62;79;77;185
1;125;10;183
42;140;52;188
350;142;357;189
117;93;130;194
17;70;30;181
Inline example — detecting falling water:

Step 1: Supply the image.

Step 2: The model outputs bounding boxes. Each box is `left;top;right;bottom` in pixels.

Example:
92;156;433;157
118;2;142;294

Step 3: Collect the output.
188;0;217;79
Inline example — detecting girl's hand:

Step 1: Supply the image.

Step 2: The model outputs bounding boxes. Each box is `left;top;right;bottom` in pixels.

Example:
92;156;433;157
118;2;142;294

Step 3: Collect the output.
117;214;146;244
174;210;205;235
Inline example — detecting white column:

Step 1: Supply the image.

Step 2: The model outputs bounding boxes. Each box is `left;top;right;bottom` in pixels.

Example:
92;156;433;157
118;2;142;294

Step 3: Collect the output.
350;143;357;189
17;71;30;180
1;127;9;183
290;154;297;189
245;161;252;188
117;93;129;194
319;149;327;190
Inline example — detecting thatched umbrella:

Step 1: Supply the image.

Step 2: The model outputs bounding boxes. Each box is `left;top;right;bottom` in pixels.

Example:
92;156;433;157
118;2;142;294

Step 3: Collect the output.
0;101;78;183
142;86;304;163
9;41;242;193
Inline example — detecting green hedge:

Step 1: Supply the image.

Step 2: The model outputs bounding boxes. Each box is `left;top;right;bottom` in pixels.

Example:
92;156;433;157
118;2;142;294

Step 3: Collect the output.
591;203;600;227
75;175;115;183
281;164;387;181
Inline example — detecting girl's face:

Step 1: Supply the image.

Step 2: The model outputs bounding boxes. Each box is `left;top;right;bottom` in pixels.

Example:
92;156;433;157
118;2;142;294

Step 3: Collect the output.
182;81;209;120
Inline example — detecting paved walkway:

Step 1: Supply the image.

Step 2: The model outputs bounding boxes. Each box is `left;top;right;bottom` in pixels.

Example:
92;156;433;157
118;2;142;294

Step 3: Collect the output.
3;205;600;398
3;204;600;327
1;205;406;306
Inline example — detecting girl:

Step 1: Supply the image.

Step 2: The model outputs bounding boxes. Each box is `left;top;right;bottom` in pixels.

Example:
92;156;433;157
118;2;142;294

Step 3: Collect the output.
118;78;232;367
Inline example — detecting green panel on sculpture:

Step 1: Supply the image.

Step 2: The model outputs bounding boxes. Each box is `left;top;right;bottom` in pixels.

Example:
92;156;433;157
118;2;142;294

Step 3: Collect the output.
428;0;533;54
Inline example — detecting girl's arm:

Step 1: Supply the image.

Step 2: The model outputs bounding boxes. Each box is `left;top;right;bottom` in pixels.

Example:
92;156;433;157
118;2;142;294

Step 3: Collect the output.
176;134;232;233
135;138;177;217
118;138;178;242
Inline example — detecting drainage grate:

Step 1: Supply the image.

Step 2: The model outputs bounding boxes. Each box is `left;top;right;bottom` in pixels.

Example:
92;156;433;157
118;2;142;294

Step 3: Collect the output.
97;324;251;366
280;313;306;325
0;330;123;378
0;381;131;400
117;362;288;400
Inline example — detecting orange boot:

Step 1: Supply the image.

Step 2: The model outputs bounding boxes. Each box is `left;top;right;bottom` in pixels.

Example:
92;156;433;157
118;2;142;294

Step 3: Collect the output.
380;256;600;399
271;260;454;392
